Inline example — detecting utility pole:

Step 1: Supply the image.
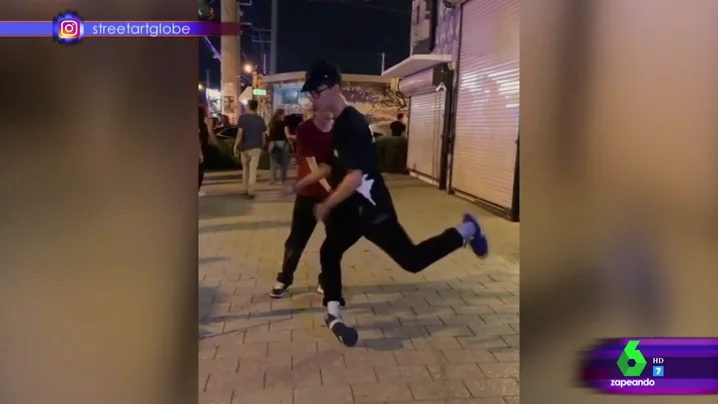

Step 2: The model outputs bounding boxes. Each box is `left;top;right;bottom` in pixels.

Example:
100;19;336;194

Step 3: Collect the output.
250;28;270;73
221;0;240;123
270;0;278;74
205;69;210;90
380;52;386;73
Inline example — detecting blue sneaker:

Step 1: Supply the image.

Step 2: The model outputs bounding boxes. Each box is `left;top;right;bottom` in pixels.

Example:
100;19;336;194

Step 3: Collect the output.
463;213;488;258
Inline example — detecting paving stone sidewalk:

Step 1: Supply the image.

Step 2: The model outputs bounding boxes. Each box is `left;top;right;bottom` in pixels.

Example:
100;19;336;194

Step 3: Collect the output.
199;171;520;404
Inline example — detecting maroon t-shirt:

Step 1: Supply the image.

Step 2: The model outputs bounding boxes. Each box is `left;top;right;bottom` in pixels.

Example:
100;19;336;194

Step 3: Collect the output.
295;119;332;198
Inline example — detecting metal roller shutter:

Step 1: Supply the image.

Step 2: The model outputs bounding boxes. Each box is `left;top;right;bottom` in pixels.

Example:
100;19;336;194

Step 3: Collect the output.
452;0;520;210
407;91;445;182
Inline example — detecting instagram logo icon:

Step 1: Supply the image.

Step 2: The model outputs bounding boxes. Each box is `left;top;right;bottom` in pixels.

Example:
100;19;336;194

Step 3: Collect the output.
53;12;84;44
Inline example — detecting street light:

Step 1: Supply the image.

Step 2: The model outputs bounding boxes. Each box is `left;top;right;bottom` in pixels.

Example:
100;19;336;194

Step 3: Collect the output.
198;83;204;91
243;64;253;74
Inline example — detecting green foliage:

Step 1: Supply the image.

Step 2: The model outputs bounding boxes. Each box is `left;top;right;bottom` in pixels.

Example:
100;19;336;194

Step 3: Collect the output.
201;140;235;170
198;0;210;17
203;138;270;170
375;136;408;173
204;136;407;174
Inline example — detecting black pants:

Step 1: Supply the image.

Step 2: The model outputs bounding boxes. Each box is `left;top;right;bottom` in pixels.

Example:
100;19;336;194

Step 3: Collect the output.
276;194;325;285
198;162;205;190
320;204;464;306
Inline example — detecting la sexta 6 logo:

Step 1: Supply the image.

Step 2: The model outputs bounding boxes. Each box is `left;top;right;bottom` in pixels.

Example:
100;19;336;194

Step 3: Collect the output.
53;12;84;44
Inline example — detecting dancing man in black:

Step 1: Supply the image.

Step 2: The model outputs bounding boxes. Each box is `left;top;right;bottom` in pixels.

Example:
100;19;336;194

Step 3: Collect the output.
291;61;489;346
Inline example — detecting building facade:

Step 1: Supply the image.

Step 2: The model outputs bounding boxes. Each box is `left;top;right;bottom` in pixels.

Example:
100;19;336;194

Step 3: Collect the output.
262;72;405;134
384;0;519;221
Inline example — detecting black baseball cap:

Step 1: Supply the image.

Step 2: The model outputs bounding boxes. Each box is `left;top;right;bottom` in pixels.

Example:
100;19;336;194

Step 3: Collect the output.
301;60;342;92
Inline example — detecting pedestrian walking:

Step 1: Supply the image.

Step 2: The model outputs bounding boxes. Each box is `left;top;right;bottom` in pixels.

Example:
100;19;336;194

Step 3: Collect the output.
267;109;291;184
233;100;267;199
198;105;220;196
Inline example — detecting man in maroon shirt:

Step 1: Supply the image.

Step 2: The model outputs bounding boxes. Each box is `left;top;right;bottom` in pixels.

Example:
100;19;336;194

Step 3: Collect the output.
270;108;334;298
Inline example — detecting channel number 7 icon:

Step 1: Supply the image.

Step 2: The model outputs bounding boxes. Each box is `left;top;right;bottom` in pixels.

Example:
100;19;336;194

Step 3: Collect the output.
616;340;647;377
53;12;84;44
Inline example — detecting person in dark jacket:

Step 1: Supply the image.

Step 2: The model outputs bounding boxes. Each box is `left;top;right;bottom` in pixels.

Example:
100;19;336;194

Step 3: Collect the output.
198;106;219;196
267;109;291;184
389;113;407;136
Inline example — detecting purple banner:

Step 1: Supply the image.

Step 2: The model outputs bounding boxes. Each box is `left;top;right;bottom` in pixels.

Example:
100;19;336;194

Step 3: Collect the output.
594;349;717;359
0;20;239;38
590;378;718;395
580;338;718;395
84;22;239;37
584;358;717;378
616;338;718;346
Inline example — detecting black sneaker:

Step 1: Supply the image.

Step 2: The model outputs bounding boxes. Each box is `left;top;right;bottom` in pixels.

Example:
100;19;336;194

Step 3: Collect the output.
269;282;289;298
325;313;359;347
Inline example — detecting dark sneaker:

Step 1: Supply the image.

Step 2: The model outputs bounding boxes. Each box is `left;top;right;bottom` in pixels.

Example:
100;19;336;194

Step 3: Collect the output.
325;313;358;347
462;213;489;258
269;282;289;298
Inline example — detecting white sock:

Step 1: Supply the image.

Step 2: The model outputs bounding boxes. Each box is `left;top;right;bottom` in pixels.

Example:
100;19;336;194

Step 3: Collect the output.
455;221;477;240
327;301;342;319
274;282;285;289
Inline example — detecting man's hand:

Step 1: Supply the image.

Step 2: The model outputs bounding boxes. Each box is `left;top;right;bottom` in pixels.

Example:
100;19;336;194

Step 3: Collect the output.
199;152;204;163
320;179;332;193
204;118;221;147
314;201;333;222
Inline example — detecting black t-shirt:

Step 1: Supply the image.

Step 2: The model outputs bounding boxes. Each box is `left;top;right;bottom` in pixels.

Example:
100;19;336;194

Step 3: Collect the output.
389;120;406;136
269;121;287;142
329;106;395;219
285;114;303;135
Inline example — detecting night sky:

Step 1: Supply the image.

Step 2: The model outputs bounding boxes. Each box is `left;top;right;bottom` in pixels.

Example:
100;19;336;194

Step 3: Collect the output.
199;0;411;89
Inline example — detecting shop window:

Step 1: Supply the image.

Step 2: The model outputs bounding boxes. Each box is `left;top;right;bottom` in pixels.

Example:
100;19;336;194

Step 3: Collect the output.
412;0;438;55
429;0;439;51
275;87;299;105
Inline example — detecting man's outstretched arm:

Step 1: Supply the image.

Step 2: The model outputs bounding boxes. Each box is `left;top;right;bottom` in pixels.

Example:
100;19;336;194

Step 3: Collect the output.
295;163;332;191
322;119;374;209
306;156;332;192
295;124;332;192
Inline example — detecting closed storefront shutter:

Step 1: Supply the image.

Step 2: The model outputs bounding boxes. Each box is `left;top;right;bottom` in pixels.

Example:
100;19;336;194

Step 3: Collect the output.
407;90;446;182
452;0;519;210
